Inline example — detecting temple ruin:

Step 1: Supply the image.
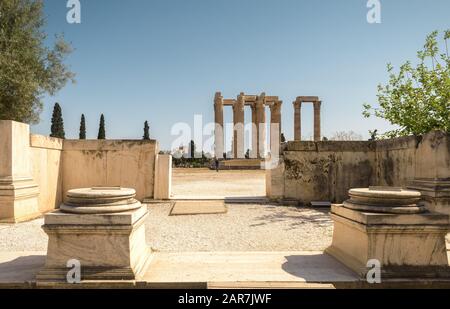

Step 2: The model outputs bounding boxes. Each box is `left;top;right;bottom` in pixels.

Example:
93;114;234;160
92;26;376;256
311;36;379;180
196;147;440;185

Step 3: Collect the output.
293;96;322;142
214;92;282;159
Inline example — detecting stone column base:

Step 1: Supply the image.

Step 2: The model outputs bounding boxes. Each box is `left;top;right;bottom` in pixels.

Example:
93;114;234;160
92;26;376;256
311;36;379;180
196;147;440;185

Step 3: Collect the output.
0;177;40;223
326;205;450;279
36;206;152;283
408;179;450;215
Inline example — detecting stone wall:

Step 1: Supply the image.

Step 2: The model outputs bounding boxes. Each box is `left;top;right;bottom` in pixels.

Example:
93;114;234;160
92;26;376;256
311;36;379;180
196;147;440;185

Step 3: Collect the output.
30;135;63;214
268;131;450;208
374;136;419;187
0;120;160;222
277;141;376;204
62;140;158;201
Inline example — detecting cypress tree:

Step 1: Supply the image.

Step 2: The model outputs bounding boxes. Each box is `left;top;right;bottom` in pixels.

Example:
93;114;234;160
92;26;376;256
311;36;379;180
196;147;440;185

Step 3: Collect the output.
50;103;65;139
190;140;195;158
97;114;106;140
143;121;150;140
79;114;86;139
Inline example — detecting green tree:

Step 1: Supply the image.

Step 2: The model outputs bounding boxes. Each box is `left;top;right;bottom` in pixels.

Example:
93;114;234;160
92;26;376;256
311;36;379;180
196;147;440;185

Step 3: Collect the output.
97;114;106;140
0;0;75;124
143;121;150;140
363;30;450;138
79;114;86;139
50;103;65;139
189;140;195;158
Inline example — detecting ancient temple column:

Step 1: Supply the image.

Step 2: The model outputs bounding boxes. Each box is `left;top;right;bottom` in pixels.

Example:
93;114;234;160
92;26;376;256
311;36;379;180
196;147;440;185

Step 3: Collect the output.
313;101;321;142
251;104;258;159
270;100;282;155
256;94;266;158
233;93;245;159
214;92;224;159
293;101;302;141
270;101;282;166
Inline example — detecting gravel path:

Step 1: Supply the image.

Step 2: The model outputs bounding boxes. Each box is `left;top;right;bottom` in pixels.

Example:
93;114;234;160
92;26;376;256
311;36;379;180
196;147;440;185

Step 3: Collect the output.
147;203;334;252
0;218;47;252
0;204;334;252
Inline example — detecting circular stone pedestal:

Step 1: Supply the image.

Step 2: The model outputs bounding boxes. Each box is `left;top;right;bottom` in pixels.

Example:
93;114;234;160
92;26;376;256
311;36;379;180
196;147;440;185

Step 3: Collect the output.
60;187;142;214
343;187;425;214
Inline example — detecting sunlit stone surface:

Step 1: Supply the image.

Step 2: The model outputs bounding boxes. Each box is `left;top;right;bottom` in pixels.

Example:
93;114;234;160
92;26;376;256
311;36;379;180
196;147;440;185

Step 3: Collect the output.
37;187;151;285
343;187;425;214
61;187;142;214
327;187;450;279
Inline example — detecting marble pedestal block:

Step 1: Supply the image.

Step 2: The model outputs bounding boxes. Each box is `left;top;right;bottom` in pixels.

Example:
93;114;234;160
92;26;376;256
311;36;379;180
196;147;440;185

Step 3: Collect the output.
326;188;450;279
37;188;152;283
408;179;450;215
0;177;39;223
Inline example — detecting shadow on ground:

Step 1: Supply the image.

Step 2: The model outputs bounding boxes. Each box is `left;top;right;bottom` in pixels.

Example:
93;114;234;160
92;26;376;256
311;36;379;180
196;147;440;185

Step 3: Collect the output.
281;253;357;283
0;255;45;283
249;206;332;230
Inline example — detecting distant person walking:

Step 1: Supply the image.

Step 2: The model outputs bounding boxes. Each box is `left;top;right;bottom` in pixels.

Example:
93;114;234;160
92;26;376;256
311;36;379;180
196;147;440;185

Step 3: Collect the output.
215;158;220;172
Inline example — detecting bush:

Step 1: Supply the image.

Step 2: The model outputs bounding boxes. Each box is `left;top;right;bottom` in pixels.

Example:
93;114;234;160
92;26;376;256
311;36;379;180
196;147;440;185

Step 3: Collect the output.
363;30;450;138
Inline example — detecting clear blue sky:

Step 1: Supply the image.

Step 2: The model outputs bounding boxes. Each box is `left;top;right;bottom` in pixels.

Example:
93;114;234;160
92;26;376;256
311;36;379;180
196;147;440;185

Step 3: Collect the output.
32;0;450;151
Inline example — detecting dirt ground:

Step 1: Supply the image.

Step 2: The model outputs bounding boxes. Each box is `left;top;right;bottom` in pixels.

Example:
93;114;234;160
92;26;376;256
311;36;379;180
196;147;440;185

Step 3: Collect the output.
171;168;266;198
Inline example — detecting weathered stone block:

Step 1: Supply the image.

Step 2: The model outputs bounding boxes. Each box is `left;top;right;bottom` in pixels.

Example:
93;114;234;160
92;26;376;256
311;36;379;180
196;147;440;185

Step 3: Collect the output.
154;154;172;200
327;205;450;279
37;206;152;283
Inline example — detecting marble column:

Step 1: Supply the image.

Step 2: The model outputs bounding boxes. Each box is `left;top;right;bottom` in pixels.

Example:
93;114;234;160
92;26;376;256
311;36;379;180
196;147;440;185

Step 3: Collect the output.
251;104;258;159
214;92;224;159
270;101;282;155
270;101;282;164
256;94;266;158
293;101;302;141
233;93;245;159
313;101;321;142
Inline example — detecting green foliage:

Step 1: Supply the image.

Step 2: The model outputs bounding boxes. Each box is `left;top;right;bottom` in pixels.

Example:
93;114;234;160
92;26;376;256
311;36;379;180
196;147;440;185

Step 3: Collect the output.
50;103;64;139
143;121;150;140
363;30;450;138
172;155;211;168
0;0;75;124
97;114;106;140
190;140;195;158
79;114;86;139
